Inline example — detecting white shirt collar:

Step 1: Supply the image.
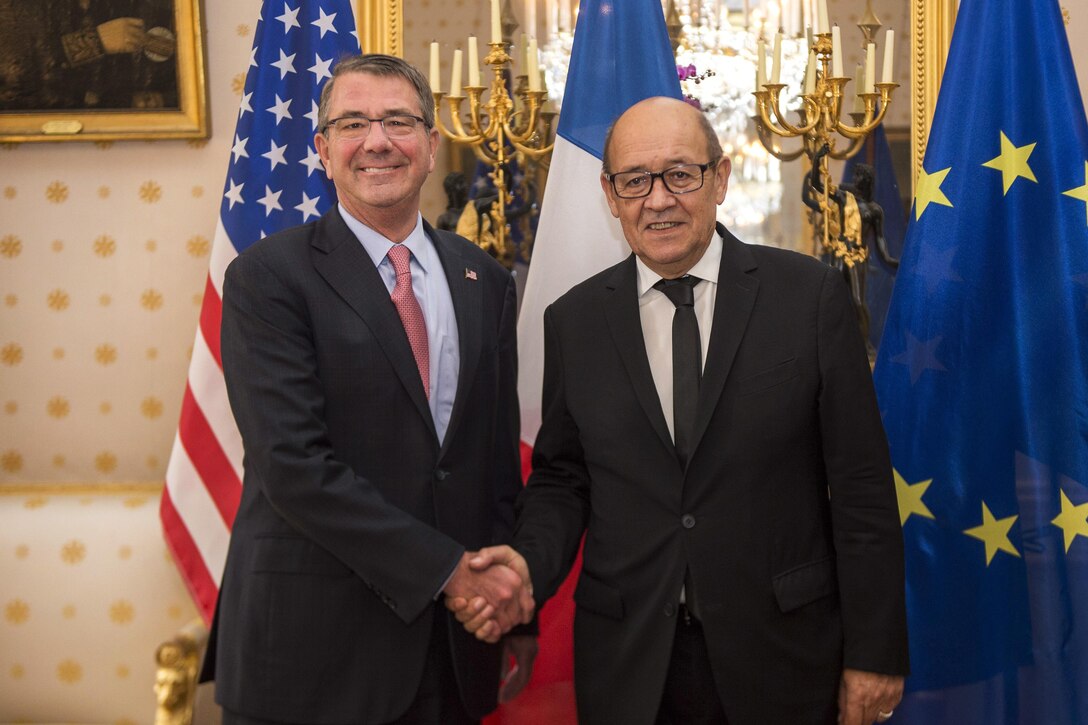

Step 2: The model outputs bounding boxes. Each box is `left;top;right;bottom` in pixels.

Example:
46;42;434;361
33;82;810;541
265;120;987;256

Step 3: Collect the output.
634;229;723;297
338;203;435;273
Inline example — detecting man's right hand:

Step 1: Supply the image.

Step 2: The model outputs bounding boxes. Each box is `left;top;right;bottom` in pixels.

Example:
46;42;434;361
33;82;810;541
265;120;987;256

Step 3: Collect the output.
445;545;534;643
442;547;533;639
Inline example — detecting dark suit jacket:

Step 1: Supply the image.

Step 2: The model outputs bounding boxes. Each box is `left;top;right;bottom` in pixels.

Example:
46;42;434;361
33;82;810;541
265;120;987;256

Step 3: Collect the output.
203;208;522;723
515;225;908;725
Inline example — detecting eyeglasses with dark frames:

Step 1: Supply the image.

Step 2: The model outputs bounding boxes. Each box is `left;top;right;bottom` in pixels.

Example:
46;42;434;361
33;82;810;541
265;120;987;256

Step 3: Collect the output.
323;114;428;139
604;161;717;199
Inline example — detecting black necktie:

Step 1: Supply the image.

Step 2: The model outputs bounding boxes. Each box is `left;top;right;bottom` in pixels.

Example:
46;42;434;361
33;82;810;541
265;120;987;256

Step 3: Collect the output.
654;275;702;467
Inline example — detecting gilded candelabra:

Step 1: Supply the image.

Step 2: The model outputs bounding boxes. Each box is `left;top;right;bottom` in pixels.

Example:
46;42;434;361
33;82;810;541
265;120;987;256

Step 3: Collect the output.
432;41;556;268
753;29;897;264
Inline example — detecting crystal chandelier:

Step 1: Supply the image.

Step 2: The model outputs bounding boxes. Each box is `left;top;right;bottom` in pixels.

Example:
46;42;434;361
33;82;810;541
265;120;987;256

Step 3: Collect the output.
539;0;812;247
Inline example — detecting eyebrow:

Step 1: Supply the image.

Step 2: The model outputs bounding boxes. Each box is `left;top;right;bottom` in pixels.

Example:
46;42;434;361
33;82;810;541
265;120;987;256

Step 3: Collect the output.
614;159;698;174
332;107;418;119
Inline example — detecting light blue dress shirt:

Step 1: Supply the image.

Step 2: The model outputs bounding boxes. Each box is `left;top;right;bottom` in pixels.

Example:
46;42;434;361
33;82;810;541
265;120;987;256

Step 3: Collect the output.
338;205;460;445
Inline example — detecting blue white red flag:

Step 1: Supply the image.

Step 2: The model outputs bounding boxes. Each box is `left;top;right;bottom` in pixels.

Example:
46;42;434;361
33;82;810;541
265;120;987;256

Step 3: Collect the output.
161;0;360;622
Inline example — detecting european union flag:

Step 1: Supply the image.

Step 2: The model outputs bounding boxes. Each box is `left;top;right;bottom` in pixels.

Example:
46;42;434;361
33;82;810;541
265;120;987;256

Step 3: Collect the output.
872;1;1088;722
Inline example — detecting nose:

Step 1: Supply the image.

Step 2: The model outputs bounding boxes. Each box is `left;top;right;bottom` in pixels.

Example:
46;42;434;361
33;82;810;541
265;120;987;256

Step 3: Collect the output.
643;177;677;211
362;122;394;152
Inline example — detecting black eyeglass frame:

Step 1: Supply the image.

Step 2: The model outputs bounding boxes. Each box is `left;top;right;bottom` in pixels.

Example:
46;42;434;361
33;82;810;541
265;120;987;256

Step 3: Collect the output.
322;114;430;136
604;160;718;199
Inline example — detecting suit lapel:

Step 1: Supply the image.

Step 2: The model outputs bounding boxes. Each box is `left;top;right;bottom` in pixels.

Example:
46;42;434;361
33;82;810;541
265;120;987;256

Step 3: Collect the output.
603;256;675;455
689;225;759;457
310;209;435;436
426;222;482;459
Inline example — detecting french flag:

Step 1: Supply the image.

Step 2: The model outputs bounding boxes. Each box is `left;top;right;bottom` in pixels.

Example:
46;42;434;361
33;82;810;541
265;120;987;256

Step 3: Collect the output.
494;0;682;721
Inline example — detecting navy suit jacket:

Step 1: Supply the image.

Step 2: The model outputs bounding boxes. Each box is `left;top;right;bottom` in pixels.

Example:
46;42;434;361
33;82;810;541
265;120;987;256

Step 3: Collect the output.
203;208;521;723
515;225;909;725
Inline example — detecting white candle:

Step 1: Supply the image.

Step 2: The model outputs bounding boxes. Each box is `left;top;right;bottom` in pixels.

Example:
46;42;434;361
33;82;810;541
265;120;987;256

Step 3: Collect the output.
450;48;463;97
864;42;875;92
804;50;816;95
519;32;528;71
831;25;843;77
771;32;783;84
491;0;502;43
467;36;480;87
852;65;864;113
559;0;570;31
882;29;895;83
539;68;548;93
528;37;541;91
429;41;440;93
817;0;828;34
525;0;537;36
805;24;812;50
756;37;767;88
545;0;557;36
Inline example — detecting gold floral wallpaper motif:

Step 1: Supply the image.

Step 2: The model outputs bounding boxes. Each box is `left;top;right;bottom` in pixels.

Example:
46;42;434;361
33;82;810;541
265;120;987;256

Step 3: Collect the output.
0;491;199;721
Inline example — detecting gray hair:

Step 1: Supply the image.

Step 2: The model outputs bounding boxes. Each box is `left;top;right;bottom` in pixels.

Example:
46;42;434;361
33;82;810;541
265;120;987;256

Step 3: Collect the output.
317;54;435;134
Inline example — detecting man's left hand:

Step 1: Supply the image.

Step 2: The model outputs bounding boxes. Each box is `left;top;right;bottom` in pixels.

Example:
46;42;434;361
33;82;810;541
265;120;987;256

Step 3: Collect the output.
498;634;538;702
838;668;904;725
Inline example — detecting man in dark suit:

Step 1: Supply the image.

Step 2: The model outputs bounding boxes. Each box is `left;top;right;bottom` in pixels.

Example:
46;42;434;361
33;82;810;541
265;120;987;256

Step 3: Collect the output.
451;96;908;724
204;54;535;725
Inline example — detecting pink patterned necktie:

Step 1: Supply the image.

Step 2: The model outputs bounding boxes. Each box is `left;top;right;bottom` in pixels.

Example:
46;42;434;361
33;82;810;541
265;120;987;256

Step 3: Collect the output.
387;244;430;398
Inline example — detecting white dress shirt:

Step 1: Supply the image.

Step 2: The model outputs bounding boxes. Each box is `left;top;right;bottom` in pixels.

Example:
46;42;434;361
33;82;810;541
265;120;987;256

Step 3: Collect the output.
339;204;461;445
634;231;723;442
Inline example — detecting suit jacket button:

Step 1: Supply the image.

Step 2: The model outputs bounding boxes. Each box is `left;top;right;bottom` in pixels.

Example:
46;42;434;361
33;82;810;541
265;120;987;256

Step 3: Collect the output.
435;469;450;481
664;603;676;618
681;514;696;529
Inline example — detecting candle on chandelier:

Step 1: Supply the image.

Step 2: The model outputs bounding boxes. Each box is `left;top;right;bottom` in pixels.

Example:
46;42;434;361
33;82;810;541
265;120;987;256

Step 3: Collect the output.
546;0;557;36
817;0;829;34
429;41;440;93
864;42;875;93
804;50;816;95
771;32;782;84
528;37;541;91
852;65;864;114
559;0;571;31
450;47;463;97
756;37;767;89
882;29;895;83
467;36;480;87
524;0;537;36
831;25;843;77
491;0;502;43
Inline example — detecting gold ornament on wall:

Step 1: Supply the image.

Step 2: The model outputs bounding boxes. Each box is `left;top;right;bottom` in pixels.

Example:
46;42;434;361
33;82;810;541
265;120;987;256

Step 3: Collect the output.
139;181;163;203
47;289;71;311
95;344;118;365
2;342;24;365
95;452;119;473
110;599;135;624
93;235;117;257
57;658;83;684
61;540;86;564
46;181;69;203
4;599;30;624
1;234;22;257
2;450;24;472
5;294;17;307
141;289;165;311
47;397;71;419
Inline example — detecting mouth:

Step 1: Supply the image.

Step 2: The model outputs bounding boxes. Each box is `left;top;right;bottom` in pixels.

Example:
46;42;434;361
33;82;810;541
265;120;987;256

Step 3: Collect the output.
646;221;681;231
359;164;402;174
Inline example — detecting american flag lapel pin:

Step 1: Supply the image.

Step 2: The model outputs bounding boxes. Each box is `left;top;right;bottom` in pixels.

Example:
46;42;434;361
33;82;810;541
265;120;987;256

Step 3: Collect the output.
464;268;478;281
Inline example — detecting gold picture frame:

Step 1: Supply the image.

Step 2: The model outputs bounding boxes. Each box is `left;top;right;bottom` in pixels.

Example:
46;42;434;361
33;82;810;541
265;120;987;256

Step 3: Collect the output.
910;0;958;191
0;0;208;143
356;0;404;56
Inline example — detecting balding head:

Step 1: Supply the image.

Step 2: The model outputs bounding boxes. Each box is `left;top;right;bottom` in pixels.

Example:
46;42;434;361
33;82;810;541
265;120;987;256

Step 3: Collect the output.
602;96;723;174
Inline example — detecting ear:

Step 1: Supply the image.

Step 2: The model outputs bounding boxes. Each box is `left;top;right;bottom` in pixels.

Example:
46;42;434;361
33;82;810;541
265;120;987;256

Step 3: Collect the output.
713;156;731;205
600;173;621;218
426;126;440;173
314;131;331;179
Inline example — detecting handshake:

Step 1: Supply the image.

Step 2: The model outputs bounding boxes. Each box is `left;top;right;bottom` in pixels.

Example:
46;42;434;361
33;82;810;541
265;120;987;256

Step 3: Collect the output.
443;545;534;644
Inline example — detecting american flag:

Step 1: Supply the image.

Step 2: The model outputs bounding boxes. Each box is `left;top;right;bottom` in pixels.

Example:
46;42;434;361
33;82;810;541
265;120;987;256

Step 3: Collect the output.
161;0;361;622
